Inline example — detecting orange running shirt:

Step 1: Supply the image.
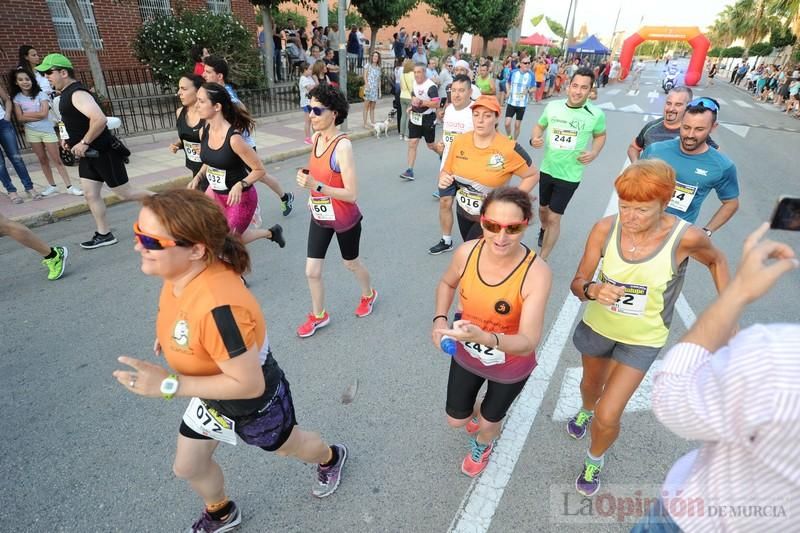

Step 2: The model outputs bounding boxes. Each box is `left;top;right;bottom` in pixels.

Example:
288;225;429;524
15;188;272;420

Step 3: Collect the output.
454;240;538;383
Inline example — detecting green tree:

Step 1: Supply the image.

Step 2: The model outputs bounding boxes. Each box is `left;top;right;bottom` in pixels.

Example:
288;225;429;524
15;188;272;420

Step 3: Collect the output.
351;0;418;56
769;25;796;48
530;14;567;38
748;42;774;56
328;5;367;30
428;0;525;56
722;45;746;57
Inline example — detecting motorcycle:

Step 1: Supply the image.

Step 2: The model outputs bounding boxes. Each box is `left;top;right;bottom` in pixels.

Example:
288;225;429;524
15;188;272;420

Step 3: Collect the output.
662;66;680;93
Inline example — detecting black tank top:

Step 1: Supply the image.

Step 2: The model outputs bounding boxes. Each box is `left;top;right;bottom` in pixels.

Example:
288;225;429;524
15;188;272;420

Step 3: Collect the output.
176;106;204;174
199;124;248;193
59;81;113;150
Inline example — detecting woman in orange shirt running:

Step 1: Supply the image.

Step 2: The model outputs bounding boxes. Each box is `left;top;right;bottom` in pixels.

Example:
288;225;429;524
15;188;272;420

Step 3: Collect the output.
113;190;347;532
432;187;552;477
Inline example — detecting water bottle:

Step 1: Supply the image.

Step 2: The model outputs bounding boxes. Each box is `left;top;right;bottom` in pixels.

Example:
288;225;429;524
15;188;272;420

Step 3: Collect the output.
440;335;457;357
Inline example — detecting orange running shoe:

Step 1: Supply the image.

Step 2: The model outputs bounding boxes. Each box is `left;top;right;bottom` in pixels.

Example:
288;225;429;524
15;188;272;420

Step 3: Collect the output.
297;312;330;338
355;288;378;317
465;417;480;435
461;438;495;477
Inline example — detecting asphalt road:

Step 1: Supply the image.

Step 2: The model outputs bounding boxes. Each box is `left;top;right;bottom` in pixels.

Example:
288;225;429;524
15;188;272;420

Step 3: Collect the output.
2;61;799;533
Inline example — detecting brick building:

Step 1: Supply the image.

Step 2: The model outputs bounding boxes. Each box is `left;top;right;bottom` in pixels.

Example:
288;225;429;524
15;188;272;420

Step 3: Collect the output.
0;0;259;76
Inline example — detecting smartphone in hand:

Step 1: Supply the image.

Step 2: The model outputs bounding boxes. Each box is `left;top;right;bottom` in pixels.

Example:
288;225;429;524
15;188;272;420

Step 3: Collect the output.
770;197;800;231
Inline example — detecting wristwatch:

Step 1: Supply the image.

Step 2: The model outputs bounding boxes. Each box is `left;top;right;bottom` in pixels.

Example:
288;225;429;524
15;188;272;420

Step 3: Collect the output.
315;183;324;192
582;281;596;301
240;181;252;190
702;227;713;237
160;374;179;400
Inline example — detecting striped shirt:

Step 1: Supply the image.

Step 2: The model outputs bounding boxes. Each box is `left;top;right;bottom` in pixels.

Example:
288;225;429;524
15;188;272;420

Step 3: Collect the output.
506;70;535;108
653;324;800;532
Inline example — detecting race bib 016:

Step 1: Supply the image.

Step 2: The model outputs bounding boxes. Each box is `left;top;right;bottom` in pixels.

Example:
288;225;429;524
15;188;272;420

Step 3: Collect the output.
206;167;227;191
550;127;578;150
182;397;237;445
668;182;698;212
309;196;336;221
455;188;486;216
462;340;506;366
183;141;202;163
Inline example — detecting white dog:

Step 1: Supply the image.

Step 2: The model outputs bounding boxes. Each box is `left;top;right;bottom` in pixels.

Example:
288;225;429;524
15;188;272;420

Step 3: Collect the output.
373;110;397;138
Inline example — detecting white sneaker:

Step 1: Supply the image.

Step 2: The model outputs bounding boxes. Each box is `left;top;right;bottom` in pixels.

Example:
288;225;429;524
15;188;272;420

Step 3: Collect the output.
66;185;83;196
41;185;59;196
251;203;263;228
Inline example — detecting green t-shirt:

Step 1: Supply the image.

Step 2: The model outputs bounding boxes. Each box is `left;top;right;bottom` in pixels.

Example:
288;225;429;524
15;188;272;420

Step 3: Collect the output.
538;99;606;183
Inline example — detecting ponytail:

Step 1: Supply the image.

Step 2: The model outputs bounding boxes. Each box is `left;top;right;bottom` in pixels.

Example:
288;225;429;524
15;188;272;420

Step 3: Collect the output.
224;104;255;136
221;234;251;275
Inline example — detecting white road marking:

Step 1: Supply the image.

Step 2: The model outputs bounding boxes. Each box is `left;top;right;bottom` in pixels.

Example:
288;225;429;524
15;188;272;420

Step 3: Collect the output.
720;123;750;138
604;89;621;96
733;99;754;109
648;91;660;103
619;104;644;113
627;90;639;96
596;102;616;110
552;362;664;421
716;98;728;106
449;167;625;533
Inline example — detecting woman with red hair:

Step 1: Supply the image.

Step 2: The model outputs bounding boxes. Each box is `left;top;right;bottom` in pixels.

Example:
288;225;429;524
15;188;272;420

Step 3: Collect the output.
566;159;729;498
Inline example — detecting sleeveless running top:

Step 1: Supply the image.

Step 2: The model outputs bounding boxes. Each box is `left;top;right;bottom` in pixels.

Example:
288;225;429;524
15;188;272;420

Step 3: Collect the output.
59;81;113;150
582;215;689;348
454;240;538;384
307;133;362;232
199;125;249;194
475;75;492;94
177;106;204;175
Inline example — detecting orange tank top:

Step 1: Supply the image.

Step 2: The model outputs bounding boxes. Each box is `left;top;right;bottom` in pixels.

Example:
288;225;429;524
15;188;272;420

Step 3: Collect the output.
454;239;538;383
308;133;362;232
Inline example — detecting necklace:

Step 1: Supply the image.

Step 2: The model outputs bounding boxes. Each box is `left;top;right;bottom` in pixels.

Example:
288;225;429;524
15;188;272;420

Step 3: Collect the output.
626;225;659;254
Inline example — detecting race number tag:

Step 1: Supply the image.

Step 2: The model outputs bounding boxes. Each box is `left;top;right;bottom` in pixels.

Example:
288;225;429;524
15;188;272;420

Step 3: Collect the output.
410;111;423;126
309;196;336;221
462;340;506;366
443;130;456;146
57;121;69;141
668;182;697;212
602;274;648;317
550;128;578;150
206;167;227;191
183;141;201;163
455;188;486;216
182;397;237;445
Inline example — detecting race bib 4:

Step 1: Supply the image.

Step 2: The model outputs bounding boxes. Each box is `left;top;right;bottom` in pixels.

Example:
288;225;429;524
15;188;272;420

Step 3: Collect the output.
182;397;237;445
668;182;697;212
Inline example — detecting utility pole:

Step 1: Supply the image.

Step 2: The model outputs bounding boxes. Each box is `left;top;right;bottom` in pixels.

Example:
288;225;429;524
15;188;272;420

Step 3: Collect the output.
318;0;329;27
610;5;621;56
337;0;348;130
564;0;578;61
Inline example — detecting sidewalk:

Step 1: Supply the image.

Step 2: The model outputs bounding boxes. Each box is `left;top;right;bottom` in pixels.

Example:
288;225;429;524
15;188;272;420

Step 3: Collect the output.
4;98;395;227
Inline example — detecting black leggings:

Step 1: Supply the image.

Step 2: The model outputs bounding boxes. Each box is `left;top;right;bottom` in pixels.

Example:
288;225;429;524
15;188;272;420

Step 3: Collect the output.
445;359;529;423
307;218;363;260
457;211;483;242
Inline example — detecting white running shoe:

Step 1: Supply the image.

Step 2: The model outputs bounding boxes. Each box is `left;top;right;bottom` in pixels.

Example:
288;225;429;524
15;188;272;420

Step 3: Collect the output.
66;185;84;196
251;204;263;228
41;185;59;196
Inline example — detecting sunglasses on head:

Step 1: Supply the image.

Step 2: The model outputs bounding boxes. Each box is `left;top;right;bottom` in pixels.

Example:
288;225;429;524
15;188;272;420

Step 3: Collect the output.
480;216;529;235
133;222;191;250
687;97;720;112
309;106;328;116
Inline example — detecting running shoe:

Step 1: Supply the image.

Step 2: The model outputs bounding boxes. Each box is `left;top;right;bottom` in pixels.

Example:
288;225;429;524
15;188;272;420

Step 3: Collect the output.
399;168;415;181
42;246;68;281
432;190;440;199
66;185;83;196
186;502;241;533
268;224;286;248
537;228;544;248
567;410;593;440
304;137;312;145
313;444;348;498
461;437;495;477
281;192;294;216
80;232;118;249
355;288;378;317
297;312;330;338
575;459;602;497
465;416;480;435
41;185;59;196
429;239;454;255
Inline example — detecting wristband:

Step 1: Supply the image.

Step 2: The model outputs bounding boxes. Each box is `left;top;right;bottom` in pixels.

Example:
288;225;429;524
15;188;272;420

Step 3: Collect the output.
433;314;448;323
491;333;500;348
239;181;251;189
702;227;713;237
582;281;596;301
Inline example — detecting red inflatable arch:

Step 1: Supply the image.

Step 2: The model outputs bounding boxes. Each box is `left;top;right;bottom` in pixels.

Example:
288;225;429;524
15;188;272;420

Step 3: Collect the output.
618;26;710;86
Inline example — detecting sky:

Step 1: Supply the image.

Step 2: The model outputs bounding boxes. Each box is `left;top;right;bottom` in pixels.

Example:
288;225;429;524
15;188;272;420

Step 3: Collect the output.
520;0;734;40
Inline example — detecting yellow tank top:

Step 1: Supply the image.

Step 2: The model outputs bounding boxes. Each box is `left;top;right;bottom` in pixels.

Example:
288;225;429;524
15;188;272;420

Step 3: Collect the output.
582;215;689;347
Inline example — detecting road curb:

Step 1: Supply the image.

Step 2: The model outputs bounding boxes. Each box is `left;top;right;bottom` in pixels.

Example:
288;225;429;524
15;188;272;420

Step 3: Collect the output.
14;128;378;228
